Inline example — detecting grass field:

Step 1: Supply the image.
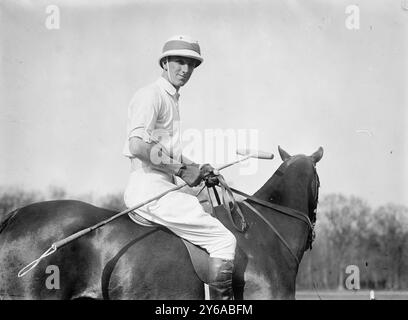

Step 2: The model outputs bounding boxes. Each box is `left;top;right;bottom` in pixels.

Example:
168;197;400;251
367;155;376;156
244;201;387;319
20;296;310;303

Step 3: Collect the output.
296;290;408;300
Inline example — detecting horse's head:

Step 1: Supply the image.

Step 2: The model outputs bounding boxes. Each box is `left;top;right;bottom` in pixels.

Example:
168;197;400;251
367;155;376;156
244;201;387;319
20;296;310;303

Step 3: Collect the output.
254;146;323;238
276;146;323;227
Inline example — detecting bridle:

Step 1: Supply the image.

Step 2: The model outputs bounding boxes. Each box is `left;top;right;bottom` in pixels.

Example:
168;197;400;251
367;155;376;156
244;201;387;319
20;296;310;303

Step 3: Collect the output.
308;164;320;247
206;156;320;265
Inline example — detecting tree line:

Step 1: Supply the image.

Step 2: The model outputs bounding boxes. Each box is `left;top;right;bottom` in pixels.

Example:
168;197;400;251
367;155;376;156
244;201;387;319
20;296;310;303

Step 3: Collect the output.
1;187;407;290
297;194;408;290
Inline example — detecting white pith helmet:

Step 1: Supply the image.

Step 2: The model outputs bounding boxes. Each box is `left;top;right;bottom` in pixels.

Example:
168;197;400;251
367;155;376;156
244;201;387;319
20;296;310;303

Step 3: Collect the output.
158;35;203;68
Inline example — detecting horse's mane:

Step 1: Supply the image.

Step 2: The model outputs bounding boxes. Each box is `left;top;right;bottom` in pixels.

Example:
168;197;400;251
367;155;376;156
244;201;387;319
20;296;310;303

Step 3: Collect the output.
0;209;19;234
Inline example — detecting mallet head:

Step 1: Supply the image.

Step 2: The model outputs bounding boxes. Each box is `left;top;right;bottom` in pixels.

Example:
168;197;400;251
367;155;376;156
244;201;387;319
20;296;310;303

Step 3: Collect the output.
236;149;274;160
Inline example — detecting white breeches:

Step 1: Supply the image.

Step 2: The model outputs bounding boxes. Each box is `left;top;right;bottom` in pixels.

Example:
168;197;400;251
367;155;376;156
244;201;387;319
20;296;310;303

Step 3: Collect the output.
124;169;237;260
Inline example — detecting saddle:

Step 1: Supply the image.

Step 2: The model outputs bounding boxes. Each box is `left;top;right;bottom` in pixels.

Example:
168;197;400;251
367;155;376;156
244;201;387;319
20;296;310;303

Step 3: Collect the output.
128;203;247;290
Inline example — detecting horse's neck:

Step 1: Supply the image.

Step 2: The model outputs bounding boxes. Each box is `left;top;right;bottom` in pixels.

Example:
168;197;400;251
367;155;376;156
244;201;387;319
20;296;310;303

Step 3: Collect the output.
252;175;277;201
236;201;303;299
252;171;309;214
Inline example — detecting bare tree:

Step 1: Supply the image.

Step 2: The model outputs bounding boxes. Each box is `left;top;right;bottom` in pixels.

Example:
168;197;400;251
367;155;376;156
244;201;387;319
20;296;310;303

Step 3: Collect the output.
316;194;372;289
47;185;67;200
370;204;408;289
98;192;126;211
0;187;43;216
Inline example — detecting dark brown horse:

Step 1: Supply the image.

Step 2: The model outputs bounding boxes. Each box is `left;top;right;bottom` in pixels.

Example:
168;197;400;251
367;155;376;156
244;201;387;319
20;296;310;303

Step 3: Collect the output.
0;146;323;299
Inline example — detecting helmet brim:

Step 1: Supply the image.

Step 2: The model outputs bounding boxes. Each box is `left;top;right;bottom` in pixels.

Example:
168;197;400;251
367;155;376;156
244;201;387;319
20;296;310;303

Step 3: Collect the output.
158;49;203;68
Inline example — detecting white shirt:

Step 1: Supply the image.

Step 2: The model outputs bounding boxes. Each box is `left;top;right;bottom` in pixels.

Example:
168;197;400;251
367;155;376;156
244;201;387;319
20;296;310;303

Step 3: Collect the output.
123;76;183;171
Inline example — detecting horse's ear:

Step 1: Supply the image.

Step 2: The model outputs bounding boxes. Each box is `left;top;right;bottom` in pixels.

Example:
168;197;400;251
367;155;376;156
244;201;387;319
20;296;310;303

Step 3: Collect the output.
278;146;291;161
310;146;324;163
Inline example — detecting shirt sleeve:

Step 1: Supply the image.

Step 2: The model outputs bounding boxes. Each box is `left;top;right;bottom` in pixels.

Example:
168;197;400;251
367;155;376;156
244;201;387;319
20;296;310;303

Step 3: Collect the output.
127;87;161;143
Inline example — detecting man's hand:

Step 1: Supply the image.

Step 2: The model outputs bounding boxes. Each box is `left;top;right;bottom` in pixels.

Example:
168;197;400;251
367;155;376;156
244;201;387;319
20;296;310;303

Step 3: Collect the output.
176;164;203;187
200;164;219;187
176;163;220;187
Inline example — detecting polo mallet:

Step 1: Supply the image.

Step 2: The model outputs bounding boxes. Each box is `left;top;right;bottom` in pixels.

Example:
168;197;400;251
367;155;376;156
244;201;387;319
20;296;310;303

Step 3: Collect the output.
18;149;273;278
217;148;274;171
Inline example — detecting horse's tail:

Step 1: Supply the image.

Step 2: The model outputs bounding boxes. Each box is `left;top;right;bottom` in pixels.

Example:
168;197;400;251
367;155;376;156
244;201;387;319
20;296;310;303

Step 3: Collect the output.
0;208;20;234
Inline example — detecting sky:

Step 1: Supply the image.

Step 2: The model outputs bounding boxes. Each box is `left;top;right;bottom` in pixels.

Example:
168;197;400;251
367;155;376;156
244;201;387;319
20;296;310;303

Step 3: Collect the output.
0;0;407;208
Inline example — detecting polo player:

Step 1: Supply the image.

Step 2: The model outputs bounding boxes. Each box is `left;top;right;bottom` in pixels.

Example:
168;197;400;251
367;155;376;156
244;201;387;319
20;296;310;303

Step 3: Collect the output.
123;35;237;300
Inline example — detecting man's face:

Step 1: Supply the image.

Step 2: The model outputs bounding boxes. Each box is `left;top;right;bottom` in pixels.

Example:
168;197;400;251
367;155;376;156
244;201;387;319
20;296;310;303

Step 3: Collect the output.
163;56;197;89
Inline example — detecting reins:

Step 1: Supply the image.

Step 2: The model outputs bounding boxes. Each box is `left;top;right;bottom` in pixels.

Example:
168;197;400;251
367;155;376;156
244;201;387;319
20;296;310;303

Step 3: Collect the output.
206;166;317;265
230;187;313;230
241;201;300;265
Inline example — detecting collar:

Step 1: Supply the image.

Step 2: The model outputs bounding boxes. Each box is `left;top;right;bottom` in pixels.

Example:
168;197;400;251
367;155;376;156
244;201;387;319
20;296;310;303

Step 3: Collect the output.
157;77;179;98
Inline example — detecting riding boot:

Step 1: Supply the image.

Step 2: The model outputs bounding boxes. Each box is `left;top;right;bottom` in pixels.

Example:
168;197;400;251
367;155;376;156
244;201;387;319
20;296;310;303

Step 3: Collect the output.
208;257;234;300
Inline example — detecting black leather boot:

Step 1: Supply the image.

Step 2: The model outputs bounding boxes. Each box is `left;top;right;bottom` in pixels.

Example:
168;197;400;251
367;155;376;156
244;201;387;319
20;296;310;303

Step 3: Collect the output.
208;257;234;300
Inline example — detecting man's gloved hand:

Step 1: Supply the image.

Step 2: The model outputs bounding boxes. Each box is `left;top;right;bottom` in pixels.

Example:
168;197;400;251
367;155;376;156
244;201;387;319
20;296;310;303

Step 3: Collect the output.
176;163;220;188
176;163;203;187
199;164;220;188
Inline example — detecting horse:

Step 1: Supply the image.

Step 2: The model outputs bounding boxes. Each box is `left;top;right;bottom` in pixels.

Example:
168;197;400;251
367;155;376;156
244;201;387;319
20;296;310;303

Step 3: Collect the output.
0;146;323;300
